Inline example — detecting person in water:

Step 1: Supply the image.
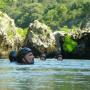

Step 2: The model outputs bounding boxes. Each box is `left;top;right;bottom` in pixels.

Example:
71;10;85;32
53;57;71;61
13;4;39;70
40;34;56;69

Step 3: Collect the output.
9;51;17;62
57;54;63;61
40;53;46;60
55;52;63;61
16;47;34;64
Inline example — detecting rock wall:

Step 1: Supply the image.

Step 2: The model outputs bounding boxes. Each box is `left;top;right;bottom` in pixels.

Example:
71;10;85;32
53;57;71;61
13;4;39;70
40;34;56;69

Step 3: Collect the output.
0;11;23;57
23;20;57;57
55;29;90;59
23;20;90;59
0;11;90;59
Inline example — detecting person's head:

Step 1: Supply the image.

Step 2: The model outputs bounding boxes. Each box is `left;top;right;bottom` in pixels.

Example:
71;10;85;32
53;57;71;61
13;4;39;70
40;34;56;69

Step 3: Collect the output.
17;47;34;64
40;53;46;60
9;51;17;62
57;54;63;61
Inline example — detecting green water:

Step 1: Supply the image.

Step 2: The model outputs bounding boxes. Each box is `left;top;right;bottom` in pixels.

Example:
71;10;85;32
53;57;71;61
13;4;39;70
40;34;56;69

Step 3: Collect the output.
0;59;90;90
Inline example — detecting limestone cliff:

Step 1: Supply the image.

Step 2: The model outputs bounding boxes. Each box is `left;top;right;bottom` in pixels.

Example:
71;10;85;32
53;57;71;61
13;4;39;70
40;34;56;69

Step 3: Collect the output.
0;11;23;57
23;20;57;56
54;28;90;59
0;11;90;59
24;20;90;58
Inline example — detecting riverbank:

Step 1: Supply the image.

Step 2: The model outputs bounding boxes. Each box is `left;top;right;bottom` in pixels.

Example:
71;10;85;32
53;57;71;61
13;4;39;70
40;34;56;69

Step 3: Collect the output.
0;12;90;59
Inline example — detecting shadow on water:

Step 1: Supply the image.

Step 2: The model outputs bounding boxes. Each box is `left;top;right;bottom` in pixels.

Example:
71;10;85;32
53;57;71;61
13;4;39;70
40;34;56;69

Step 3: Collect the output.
0;59;90;90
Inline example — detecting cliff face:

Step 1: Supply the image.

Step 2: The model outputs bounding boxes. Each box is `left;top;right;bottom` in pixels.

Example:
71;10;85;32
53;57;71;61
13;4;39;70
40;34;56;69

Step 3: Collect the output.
23;20;57;57
55;29;90;59
23;20;90;58
73;30;90;59
0;11;90;59
0;11;23;57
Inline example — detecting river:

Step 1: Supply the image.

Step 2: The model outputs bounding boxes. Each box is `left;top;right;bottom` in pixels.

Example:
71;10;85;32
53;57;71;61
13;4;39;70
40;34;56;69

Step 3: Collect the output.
0;59;90;90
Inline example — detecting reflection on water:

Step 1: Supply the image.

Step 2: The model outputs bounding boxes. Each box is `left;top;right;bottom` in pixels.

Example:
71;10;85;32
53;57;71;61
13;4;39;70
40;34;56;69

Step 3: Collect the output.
0;59;90;90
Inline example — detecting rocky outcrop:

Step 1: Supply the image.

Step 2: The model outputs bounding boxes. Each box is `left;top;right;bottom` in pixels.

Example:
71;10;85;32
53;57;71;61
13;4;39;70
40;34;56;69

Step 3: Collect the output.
54;29;90;59
23;20;57;57
73;29;90;59
0;11;24;57
24;20;90;58
0;11;89;59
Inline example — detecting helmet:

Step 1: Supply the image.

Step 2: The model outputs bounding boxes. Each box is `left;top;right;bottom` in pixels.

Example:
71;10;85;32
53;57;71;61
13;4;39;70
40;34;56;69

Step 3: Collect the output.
17;47;32;58
17;47;32;63
9;51;17;62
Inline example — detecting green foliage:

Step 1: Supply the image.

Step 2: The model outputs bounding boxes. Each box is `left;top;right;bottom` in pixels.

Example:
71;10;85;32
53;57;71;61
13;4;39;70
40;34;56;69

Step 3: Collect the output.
15;3;44;28
7;30;14;39
60;26;69;32
0;0;90;29
16;28;27;37
63;35;77;52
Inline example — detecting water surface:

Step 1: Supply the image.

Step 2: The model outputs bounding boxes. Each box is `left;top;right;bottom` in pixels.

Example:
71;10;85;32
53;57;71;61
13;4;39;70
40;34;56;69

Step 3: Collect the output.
0;59;90;90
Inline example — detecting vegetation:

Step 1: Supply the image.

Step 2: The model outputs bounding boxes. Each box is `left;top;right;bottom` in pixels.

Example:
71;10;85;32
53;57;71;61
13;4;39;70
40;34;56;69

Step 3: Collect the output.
0;0;90;30
16;28;27;38
0;0;90;57
63;35;77;52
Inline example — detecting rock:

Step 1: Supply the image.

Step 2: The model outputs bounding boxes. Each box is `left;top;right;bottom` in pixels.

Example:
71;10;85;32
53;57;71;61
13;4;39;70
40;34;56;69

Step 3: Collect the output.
0;11;23;57
54;28;90;59
24;20;57;56
24;20;90;58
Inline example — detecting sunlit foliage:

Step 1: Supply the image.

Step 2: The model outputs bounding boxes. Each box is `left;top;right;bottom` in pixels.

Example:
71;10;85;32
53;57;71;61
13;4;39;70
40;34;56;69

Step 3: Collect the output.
0;0;89;29
63;35;77;52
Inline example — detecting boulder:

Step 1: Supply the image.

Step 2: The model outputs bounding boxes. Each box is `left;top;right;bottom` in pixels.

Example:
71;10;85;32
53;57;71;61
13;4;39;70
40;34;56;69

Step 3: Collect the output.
0;11;23;57
54;28;90;59
23;20;57;57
